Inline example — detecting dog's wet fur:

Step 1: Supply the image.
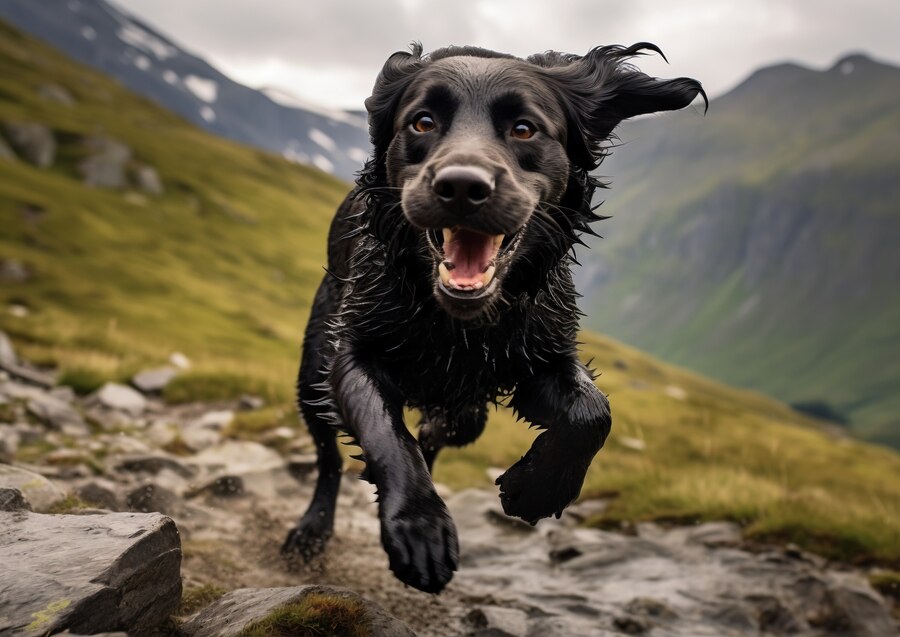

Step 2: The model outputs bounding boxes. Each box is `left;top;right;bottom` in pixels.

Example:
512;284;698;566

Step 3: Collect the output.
282;43;705;593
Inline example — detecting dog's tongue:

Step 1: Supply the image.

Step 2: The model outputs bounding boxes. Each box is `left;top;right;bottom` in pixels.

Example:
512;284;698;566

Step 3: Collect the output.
444;228;496;285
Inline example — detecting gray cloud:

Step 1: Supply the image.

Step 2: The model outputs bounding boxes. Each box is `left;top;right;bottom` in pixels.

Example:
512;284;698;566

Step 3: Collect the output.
116;0;900;109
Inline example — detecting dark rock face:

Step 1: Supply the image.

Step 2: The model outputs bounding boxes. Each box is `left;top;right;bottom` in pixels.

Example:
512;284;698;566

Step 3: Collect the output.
0;487;31;512
2;121;56;167
0;511;181;636
181;586;417;637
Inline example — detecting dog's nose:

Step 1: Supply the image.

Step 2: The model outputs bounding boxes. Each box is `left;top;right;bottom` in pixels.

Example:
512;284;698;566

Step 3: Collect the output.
432;166;494;216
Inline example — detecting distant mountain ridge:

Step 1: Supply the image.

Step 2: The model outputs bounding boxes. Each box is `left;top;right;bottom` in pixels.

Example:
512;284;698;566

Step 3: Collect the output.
0;0;371;180
578;52;900;446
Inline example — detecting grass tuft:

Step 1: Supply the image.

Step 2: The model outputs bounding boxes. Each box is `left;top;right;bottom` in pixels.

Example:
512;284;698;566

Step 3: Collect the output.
237;593;371;637
176;583;227;616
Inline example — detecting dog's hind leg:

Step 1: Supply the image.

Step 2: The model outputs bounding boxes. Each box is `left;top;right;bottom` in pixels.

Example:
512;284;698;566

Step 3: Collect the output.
282;278;343;561
418;404;487;474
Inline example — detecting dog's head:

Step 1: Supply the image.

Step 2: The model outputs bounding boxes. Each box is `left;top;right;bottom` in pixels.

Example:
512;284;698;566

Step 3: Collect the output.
361;43;705;320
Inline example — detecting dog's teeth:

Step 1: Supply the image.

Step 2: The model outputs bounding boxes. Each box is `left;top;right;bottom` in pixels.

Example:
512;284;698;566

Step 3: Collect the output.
481;265;496;285
442;228;453;245
473;281;484;290
439;262;451;285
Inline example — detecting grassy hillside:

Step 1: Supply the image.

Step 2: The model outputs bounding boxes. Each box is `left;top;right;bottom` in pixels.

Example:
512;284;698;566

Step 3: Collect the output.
579;54;900;446
1;21;899;567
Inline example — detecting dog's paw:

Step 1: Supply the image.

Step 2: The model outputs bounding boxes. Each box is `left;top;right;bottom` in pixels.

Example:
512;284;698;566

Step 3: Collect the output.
281;515;333;563
496;452;584;525
380;498;459;594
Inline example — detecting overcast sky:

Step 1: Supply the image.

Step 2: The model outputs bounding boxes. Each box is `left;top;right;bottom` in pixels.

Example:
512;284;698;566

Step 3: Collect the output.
117;0;900;111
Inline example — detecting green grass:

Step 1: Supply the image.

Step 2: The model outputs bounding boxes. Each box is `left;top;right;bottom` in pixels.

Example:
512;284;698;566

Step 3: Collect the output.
1;20;900;568
237;594;371;637
176;584;227;617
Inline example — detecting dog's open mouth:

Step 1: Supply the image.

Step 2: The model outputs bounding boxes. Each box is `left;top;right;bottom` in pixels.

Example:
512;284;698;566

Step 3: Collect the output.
426;226;522;295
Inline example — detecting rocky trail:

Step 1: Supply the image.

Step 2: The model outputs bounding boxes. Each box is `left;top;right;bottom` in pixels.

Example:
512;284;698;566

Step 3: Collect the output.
0;330;897;636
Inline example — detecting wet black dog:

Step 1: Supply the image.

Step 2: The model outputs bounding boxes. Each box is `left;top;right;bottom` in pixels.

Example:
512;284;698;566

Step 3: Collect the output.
282;43;704;593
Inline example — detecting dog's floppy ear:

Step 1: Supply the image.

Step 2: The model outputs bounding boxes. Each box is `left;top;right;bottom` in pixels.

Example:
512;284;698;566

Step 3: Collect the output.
365;44;427;161
539;43;707;168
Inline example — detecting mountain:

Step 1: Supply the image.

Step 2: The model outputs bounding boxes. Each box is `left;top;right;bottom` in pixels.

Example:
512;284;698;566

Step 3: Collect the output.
0;0;370;181
577;53;900;446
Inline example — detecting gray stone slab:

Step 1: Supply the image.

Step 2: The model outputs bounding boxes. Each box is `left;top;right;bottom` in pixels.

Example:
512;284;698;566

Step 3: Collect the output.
0;511;181;636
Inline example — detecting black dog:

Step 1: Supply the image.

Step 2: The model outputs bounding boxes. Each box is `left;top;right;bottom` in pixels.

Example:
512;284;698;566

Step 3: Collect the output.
282;43;705;593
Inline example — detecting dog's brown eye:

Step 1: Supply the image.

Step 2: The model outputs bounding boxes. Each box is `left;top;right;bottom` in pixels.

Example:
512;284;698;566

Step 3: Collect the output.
511;120;536;139
413;113;436;133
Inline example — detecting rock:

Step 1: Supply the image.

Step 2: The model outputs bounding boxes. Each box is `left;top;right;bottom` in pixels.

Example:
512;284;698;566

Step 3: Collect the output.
75;478;123;511
26;393;88;435
612;615;651;634
0;486;31;511
187;474;245;499
0;330;15;367
132;164;163;195
623;597;678;622
617;436;646;452
181;585;415;637
144;420;177;447
238;394;265;410
191;410;234;430
663;385;688;401
131;367;177;393
286;454;318;482
0;510;181;636
0;464;66;512
127;482;178;515
465;606;528;637
50;385;77;403
189;440;282;473
0;135;14;160
180;426;220;452
115;453;193;478
168;352;191;369
78;134;132;189
0;424;20;462
38;83;75;106
0;258;31;283
815;577;898;637
94;382;146;414
3;121;56;167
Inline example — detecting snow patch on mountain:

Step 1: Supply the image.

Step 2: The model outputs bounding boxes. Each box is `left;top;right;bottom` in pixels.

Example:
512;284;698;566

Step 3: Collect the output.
347;147;368;163
262;86;367;129
309;128;337;153
117;22;176;60
134;55;151;71
312;155;335;174
162;70;178;85
80;26;96;41
184;75;218;103
200;106;216;122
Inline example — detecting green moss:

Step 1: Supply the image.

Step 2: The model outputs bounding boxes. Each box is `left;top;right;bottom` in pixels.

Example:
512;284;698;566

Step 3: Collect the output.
870;570;900;601
177;584;227;616
57;365;111;395
237;593;371;637
225;406;294;438
46;494;93;514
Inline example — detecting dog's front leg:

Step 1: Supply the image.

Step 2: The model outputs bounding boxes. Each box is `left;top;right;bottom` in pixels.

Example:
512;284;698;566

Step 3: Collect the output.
498;361;611;525
331;350;459;593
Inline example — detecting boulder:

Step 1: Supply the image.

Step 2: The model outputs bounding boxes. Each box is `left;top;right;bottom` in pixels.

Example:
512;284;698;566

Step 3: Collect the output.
3;121;56;167
0;486;31;512
465;606;528;637
75;478;123;511
0;258;30;283
26;393;88;435
127;482;178;515
0;330;15;367
168;352;191;369
131;367;177;393
181;585;415;637
0;511;181;636
115;453;193;479
0;464;66;512
0;424;20;462
78;135;131;189
238;394;265;410
132;164;163;195
38;83;75;106
94;382;146;414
